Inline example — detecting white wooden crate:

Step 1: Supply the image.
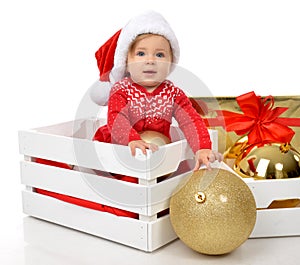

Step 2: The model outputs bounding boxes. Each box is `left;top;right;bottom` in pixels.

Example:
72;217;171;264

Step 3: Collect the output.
19;118;218;252
18;118;300;252
221;165;300;238
245;177;300;238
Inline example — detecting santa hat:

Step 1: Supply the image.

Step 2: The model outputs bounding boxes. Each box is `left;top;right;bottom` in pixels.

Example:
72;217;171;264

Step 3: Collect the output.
95;29;122;82
92;11;180;105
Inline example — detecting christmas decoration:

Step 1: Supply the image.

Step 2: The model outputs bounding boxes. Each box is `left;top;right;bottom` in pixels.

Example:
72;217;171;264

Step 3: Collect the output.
227;137;300;179
170;168;256;255
211;91;300;180
217;91;299;145
139;130;171;146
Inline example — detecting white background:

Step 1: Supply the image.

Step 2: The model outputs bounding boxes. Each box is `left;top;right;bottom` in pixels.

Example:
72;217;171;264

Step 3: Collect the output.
1;0;300;264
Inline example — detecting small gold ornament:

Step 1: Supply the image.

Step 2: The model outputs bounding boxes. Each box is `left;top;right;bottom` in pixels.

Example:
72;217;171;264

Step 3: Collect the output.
170;168;256;255
139;130;171;146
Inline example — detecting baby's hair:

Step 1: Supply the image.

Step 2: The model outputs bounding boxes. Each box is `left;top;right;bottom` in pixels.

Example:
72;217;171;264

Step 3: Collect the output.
128;33;174;61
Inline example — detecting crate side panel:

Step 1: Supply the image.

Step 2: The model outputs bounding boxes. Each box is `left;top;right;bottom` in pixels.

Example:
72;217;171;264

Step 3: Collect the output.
19;130;76;165
147;215;177;252
147;171;192;215
250;208;300;238
246;178;300;208
19;130;150;178
147;129;218;179
21;161;148;215
19;122;215;180
148;141;192;179
20;129;187;179
22;190;149;251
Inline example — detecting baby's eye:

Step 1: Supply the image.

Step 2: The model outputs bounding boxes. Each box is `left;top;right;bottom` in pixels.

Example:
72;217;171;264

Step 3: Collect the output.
136;51;145;56
156;52;165;58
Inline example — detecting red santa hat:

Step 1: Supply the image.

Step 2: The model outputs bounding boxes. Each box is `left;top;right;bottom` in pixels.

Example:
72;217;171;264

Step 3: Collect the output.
92;11;180;105
95;29;122;82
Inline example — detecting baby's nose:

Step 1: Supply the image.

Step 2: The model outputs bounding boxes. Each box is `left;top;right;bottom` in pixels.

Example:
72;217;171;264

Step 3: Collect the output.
145;55;156;64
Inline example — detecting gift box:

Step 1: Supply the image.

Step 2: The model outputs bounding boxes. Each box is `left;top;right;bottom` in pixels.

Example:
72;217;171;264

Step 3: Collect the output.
200;94;300;153
199;93;300;237
19;117;218;252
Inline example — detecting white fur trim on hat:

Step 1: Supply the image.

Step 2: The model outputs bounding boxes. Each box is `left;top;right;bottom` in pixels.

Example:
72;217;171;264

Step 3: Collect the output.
110;10;180;83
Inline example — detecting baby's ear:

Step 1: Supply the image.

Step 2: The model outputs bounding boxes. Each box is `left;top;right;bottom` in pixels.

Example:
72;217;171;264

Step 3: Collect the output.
124;71;131;78
89;80;111;106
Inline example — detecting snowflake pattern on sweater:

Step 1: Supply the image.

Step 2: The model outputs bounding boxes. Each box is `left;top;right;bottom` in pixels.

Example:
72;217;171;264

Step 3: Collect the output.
93;77;212;153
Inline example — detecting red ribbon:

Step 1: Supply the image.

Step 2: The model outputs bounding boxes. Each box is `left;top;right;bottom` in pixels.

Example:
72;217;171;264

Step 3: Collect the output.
213;91;299;145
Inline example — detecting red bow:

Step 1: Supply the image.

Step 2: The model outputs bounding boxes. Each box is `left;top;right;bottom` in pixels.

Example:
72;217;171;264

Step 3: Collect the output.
216;91;297;145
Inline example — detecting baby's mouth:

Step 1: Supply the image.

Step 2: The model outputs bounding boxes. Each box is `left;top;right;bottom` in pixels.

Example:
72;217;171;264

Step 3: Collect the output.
143;70;157;74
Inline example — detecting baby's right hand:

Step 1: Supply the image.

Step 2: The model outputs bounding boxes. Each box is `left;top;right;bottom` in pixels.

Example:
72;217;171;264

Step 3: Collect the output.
128;140;159;156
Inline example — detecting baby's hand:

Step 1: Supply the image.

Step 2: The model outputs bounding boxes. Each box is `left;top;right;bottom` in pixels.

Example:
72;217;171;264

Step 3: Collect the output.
194;149;223;171
128;140;159;156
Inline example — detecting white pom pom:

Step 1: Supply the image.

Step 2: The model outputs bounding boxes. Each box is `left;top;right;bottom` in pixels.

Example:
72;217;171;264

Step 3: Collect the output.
89;80;111;106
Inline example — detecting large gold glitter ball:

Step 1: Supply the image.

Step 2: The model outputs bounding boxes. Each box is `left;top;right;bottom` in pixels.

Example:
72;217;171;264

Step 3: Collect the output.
234;142;300;179
170;168;257;255
139;130;171;146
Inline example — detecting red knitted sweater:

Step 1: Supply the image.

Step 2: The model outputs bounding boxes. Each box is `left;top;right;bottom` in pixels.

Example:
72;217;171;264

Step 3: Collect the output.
93;77;211;153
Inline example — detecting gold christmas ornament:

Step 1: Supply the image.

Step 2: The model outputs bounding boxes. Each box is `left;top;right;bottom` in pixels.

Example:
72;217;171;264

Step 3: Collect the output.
140;130;173;180
224;135;248;160
139;130;171;146
233;142;300;179
170;168;256;255
224;136;300;180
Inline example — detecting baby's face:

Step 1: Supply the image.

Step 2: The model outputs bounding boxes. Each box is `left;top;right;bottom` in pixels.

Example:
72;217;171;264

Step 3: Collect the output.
126;34;172;91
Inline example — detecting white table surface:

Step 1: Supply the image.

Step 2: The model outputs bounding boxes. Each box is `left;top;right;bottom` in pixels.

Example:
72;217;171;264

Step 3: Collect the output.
2;210;300;265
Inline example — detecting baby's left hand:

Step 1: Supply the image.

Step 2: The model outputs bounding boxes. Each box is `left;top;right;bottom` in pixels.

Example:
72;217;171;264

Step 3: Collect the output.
194;149;223;171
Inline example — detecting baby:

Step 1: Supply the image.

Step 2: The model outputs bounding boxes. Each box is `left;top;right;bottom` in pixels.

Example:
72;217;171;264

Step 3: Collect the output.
93;11;222;170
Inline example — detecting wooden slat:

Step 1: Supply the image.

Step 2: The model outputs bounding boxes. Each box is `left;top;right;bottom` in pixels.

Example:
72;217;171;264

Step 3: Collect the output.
18;130;194;180
246;178;300;208
22;190;177;252
22;190;149;251
250;208;300;238
21;161;149;215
